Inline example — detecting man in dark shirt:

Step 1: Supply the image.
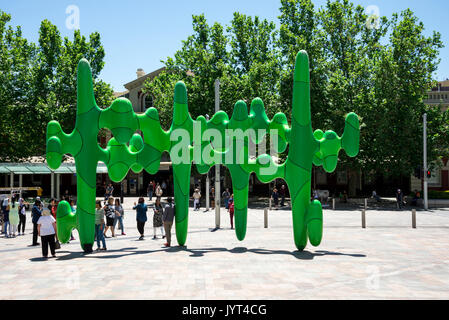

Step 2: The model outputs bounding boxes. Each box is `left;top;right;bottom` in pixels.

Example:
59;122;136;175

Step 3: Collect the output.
31;199;42;246
147;181;154;201
162;197;175;247
280;185;287;207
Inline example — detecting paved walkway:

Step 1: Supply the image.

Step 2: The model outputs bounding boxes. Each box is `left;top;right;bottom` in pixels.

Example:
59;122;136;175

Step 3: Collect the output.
0;200;448;299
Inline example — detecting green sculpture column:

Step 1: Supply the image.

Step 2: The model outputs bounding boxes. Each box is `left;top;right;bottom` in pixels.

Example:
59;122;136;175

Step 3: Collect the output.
47;59;101;252
46;50;360;253
170;82;194;246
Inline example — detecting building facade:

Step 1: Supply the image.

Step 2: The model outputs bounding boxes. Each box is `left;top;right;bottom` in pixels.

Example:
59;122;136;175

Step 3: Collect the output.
410;79;449;192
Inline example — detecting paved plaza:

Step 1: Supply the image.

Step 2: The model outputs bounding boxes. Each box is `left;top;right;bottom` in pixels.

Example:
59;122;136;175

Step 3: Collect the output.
0;198;448;300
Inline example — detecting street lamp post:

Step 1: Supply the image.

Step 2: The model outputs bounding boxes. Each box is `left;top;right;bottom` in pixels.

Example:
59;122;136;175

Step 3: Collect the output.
214;79;221;229
423;113;428;210
205;114;210;212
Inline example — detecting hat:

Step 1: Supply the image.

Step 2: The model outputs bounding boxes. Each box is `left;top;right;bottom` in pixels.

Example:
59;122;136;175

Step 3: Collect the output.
36;196;41;200
42;208;51;216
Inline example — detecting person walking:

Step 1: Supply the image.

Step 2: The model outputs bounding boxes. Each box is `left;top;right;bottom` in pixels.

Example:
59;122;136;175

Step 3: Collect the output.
396;189;404;210
161;180;167;195
31;199;42;246
103;197;116;238
2;198;10;238
228;196;235;229
152;198;165;239
155;183;163;201
162;197;175;247
193;188;201;211
222;188;230;209
113;199;126;236
1;196;8;233
272;188;279;208
48;199;57;219
280;185;286;207
9;200;19;237
37;208;57;259
95;200;107;251
133;197;148;240
105;183;114;201
210;187;215;208
147;181;154;201
18;198;26;236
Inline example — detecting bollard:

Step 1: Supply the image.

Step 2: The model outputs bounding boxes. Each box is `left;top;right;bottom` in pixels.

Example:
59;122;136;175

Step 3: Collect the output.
332;198;335;210
362;209;366;228
264;208;268;228
364;198;367;210
412;209;416;229
269;198;272;210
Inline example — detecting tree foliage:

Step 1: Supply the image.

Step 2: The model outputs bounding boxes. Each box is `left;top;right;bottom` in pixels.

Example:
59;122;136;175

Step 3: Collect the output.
144;0;445;179
0;10;114;161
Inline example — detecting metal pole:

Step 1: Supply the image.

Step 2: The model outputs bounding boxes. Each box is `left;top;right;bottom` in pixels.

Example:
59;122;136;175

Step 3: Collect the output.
205;114;210;212
264;208;268;228
332;197;335;210
215;79;221;228
56;173;60;200
423;113;428;210
10;172;14;197
362;209;366;228
120;181;124;204
19;174;23;198
206;172;210;211
412;209;417;228
51;171;55;199
364;198;367;210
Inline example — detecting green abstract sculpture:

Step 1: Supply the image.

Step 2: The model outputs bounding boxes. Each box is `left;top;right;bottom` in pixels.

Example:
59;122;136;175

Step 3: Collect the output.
47;50;360;253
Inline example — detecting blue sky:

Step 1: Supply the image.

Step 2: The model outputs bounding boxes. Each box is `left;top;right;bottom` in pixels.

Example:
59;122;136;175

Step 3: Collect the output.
1;0;448;91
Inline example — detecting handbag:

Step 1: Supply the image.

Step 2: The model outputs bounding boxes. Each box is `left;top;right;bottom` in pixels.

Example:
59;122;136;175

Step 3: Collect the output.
55;240;61;249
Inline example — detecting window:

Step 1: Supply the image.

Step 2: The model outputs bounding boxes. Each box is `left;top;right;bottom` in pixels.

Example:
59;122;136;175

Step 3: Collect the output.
144;94;154;110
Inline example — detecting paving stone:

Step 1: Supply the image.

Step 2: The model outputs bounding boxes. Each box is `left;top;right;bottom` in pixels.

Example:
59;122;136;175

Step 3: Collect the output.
1;201;449;299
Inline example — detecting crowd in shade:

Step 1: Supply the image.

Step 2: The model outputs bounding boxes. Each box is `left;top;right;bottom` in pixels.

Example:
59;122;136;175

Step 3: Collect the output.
0;178;293;258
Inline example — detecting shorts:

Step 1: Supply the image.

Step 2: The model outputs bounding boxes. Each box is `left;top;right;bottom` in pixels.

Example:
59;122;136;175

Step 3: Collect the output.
106;217;114;227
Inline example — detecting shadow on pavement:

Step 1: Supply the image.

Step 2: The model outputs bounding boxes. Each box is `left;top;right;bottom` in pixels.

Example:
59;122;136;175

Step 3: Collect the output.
32;246;366;261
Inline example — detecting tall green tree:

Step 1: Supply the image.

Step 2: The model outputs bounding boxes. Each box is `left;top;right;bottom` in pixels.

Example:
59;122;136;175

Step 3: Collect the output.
0;11;114;161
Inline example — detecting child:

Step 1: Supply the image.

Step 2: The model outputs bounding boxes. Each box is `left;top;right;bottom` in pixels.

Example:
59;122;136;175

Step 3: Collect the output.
228;196;235;229
95;200;107;251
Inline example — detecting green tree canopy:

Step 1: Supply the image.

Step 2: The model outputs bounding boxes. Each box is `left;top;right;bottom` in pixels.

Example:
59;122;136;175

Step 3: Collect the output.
144;0;445;179
0;10;114;161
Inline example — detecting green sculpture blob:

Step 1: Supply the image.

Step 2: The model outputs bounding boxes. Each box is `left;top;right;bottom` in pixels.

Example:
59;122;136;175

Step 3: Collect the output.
46;50;360;253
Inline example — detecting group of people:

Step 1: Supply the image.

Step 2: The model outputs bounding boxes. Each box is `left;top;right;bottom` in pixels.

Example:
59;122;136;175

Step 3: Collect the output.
132;196;176;247
94;196;126;251
191;187;236;229
30;196;78;258
271;184;287;208
1;195;27;238
147;180;167;201
191;187;234;211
